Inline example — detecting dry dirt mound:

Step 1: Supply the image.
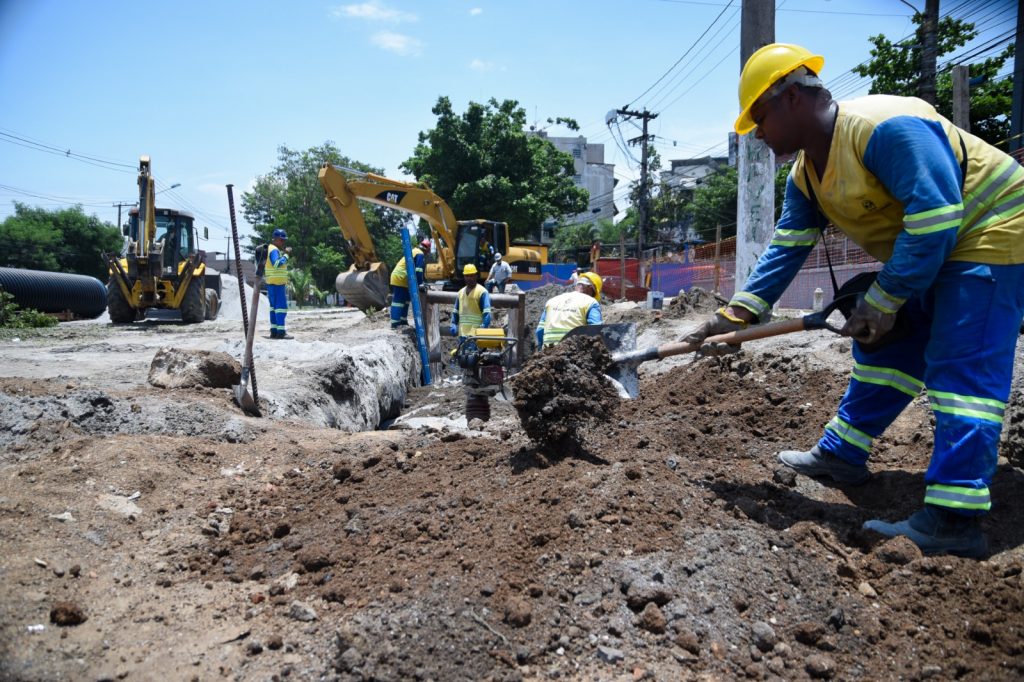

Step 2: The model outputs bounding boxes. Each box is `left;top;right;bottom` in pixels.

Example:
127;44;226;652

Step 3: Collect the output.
510;335;619;456
662;286;726;319
3;317;1024;681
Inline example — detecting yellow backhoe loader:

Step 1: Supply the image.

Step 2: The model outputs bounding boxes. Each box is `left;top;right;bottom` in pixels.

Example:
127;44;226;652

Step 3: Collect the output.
318;163;547;311
104;156;221;323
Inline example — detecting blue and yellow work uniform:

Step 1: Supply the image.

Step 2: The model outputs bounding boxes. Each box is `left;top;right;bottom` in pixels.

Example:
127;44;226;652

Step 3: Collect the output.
265;244;290;338
731;94;1024;516
389;247;424;328
451;283;492;340
536;291;603;346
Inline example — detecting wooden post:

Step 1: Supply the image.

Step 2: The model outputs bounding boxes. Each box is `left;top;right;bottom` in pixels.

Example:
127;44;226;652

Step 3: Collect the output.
620;229;626;299
952;64;971;132
713;223;723;294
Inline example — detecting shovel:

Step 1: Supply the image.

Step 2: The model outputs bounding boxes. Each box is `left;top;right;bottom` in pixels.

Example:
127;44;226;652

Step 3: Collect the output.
233;275;263;416
564;297;849;399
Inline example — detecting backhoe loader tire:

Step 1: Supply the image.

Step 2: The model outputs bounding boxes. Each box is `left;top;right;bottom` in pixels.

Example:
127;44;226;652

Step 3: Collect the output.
204;288;220;321
106;278;136;323
180;277;206;324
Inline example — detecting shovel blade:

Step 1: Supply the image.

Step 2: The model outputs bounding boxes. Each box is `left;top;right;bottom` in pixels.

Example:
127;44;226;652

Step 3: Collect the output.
232;370;261;416
563;323;639;399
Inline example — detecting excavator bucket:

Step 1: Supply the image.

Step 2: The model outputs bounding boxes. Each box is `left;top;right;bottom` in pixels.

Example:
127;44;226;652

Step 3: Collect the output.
336;261;390;312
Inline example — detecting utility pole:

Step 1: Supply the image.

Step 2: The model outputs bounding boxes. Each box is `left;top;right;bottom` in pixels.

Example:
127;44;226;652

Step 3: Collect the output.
736;0;775;289
1009;0;1024;156
951;64;971;132
919;0;940;105
616;107;658;286
112;201;134;235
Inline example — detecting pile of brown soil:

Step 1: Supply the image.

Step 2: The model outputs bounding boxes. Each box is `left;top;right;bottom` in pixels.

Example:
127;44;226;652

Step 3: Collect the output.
662;286;725;319
509;335;620;456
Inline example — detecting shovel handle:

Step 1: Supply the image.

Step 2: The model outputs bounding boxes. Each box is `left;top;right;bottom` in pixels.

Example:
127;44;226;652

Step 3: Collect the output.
649;318;809;361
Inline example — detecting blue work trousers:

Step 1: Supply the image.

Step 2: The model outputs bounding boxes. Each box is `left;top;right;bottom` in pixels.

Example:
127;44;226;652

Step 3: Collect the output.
267;283;288;335
390;285;410;327
818;261;1024;515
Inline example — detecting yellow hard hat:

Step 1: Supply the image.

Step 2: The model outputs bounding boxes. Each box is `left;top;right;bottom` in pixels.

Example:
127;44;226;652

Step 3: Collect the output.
578;271;602;301
463;263;478;276
735;43;824;135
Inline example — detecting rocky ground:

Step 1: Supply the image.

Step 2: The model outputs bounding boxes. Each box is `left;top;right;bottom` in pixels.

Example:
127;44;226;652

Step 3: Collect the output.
1;288;1023;682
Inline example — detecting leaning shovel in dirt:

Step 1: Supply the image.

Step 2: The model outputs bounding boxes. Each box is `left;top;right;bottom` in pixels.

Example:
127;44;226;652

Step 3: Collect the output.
233;275;263;416
565;297;849;399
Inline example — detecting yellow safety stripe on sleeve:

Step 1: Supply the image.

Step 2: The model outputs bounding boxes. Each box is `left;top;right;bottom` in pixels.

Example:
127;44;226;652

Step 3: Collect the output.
962;157;1021;227
825;416;873;453
864;281;905;314
770;228;819;247
928;389;1006;424
966;187;1024;236
851;362;924;397
902;202;963;236
924;484;991;511
729;291;770;319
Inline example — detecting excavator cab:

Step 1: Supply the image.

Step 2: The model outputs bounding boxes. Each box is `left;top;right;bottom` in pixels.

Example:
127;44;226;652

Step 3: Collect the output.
454;220;509;285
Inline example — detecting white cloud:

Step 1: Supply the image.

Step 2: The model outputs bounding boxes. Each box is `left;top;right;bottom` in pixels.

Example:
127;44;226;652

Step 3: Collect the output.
469;59;494;72
372;31;423;56
332;1;417;22
469;7;483;16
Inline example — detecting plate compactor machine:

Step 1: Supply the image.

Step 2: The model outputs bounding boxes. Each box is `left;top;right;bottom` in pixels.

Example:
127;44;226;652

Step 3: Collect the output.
453;328;517;422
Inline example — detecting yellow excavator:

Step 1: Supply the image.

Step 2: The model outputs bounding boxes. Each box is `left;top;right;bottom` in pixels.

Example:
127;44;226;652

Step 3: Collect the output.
318;163;547;311
104;156;221;323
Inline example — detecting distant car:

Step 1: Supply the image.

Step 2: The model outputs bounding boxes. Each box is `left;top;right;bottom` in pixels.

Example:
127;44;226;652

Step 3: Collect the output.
598;276;649;303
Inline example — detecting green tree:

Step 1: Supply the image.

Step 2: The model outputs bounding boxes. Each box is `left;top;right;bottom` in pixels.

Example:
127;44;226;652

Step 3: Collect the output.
401;97;589;240
287;268;325;308
241;142;407;291
0;203;121;278
852;14;1014;145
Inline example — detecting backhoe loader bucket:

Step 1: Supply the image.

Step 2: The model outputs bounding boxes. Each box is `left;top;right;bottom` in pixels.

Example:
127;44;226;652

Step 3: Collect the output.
335;262;390;312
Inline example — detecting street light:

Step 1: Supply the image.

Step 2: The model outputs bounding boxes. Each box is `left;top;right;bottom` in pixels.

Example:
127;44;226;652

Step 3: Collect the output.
156;183;181;194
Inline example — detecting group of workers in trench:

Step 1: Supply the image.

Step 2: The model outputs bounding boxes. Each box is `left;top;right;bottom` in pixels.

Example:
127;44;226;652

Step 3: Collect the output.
263;42;1024;561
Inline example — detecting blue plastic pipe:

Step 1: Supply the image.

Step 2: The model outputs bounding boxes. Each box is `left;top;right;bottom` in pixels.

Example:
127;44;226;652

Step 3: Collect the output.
401;226;432;385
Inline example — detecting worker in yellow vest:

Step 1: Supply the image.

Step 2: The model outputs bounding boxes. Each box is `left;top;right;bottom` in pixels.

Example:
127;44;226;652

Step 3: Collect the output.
389;238;429;328
450;264;492;341
536;271;603;346
266;228;292;339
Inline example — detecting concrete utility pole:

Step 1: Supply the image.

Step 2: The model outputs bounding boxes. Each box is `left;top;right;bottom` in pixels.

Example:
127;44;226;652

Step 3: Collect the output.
951;64;971;132
616;107;658;285
919;0;940;105
1009;0;1024;155
112;201;134;234
736;0;775;290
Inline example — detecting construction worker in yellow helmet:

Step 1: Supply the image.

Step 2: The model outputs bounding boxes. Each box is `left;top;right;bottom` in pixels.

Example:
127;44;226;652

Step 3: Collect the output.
683;42;1024;559
536;270;603;347
450;263;492;341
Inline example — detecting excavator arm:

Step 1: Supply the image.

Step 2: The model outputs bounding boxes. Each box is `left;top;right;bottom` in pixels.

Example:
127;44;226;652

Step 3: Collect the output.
318;163;460;310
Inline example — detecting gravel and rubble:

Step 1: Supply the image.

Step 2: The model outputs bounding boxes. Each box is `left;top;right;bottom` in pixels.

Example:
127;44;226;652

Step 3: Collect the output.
1;295;1023;681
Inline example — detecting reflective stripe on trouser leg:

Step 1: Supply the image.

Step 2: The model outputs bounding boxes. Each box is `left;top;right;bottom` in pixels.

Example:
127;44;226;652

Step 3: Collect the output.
920;262;1024;515
267;284;288;333
390;286;409;325
817;298;929;466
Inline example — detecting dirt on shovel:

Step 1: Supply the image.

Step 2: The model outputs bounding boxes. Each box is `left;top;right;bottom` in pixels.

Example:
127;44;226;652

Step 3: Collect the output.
509;335;621;456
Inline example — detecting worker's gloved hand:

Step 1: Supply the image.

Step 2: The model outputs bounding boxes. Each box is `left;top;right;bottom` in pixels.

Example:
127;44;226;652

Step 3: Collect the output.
842;295;896;345
449;324;458;337
418;284;427;293
683;307;749;357
284;247;293;254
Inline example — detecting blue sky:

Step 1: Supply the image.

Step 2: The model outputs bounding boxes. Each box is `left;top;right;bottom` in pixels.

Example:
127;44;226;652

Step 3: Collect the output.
0;0;1014;250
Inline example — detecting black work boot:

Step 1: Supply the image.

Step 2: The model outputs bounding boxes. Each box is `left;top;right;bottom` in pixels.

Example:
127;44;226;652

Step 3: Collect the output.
863;505;988;559
777;445;870;485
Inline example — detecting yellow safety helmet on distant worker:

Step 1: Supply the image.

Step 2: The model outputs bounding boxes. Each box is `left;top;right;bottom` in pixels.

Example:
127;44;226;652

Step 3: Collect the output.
463;263;478;276
735;43;824;135
578;271;603;301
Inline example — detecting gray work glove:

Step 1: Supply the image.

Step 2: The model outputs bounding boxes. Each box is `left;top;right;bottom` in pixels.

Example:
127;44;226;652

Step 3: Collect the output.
682;307;749;356
842;295;896;345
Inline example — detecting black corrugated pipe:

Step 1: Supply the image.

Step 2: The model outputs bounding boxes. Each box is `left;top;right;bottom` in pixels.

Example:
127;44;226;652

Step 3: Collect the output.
0;267;107;319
